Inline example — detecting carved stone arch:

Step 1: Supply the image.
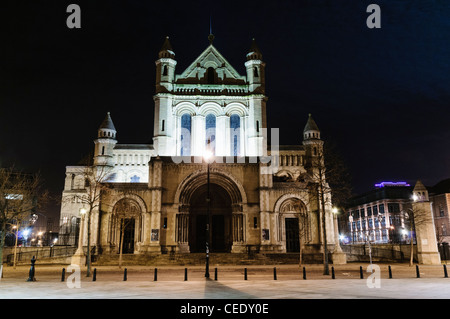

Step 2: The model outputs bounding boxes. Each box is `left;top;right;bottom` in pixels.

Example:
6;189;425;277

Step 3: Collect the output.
174;102;197;116
224;102;248;117
175;168;248;206
112;194;147;215
203;61;219;69
274;193;310;251
174;168;248;253
109;194;147;253
198;102;223;116
274;193;308;213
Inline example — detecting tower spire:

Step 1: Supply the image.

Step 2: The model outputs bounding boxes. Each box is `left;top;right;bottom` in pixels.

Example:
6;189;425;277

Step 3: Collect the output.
208;15;214;45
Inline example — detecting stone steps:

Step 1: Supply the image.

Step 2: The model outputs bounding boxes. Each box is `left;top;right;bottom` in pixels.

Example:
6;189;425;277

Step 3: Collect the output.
94;253;306;266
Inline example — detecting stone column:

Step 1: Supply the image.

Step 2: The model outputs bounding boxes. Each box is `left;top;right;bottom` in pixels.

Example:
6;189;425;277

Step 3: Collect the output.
191;115;205;156
176;212;190;253
412;180;441;265
148;157;162;253
216;115;228;156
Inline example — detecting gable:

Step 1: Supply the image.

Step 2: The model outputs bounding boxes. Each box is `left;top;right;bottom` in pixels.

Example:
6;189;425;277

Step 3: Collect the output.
176;45;246;84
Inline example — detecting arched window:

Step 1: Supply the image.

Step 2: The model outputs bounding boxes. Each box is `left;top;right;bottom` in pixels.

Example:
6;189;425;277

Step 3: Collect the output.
180;113;191;156
130;175;140;183
205;113;216;154
230;114;241;156
163;65;168;76
253;66;259;77
207;67;216;84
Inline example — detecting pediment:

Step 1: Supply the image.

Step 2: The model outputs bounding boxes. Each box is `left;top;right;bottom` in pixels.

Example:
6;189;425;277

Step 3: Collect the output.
177;45;246;83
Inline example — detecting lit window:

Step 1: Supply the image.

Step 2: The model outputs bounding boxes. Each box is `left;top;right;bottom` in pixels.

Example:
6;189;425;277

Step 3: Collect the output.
130;175;140;183
180;114;191;156
230;114;240;156
205;114;216;154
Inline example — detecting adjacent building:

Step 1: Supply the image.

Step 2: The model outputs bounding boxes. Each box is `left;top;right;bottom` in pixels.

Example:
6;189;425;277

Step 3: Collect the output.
429;178;450;245
344;182;414;244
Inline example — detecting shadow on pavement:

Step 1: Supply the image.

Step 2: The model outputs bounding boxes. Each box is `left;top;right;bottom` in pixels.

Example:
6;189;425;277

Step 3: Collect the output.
204;278;257;298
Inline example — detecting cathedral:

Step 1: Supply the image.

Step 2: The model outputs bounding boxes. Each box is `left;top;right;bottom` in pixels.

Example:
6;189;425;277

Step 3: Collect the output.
59;34;345;264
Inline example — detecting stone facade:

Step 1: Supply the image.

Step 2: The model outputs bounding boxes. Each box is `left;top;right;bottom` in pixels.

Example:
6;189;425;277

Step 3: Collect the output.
60;35;342;263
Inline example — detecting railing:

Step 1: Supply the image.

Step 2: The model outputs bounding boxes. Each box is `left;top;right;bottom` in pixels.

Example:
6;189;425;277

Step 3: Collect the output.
341;244;408;262
5;246;77;265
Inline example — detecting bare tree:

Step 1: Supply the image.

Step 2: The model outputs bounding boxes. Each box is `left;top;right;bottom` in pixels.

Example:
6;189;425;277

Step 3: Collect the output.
306;140;352;275
405;205;433;266
112;197;137;269
0;167;48;274
62;164;113;277
298;210;308;267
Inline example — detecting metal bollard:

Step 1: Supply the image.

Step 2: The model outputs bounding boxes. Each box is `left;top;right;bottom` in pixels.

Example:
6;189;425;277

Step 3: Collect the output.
61;268;66;282
331;267;335;279
302;267;306;280
244;268;247;280
360;266;363;279
124;268;127;281
93;268;97;281
444;264;448;278
26;256;36;282
214;268;218;281
154;268;158;281
274;267;277;280
388;265;392;279
416;265;420;278
184;268;188;281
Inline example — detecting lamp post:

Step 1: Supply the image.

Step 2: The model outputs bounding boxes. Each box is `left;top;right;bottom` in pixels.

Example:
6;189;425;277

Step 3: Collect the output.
204;150;213;278
12;222;19;269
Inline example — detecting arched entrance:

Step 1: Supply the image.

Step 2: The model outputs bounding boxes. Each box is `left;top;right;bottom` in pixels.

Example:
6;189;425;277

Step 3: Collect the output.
189;183;232;252
175;168;246;253
275;196;309;253
111;198;142;254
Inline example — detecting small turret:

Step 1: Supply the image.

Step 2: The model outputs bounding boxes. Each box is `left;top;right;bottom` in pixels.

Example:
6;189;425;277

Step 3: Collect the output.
413;180;429;202
155;36;177;93
94;112;117;167
245;38;265;93
302;114;324;172
303;113;321;141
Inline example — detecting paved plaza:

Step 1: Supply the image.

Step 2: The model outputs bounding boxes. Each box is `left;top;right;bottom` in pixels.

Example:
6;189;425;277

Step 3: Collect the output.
1;263;450;299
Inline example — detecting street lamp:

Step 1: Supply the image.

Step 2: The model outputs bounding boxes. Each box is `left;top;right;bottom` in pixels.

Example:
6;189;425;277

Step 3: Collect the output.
204;149;213;278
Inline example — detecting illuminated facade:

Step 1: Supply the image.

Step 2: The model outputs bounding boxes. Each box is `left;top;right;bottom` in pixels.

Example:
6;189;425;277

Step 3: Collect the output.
59;35;344;263
345;182;414;244
345;180;442;264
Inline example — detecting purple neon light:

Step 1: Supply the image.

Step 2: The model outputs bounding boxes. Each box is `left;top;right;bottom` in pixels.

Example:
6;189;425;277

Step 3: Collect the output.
374;181;410;188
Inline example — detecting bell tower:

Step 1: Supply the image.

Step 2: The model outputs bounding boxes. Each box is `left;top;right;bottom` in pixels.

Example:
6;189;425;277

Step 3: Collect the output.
154;36;177;155
302;113;324;174
245;38;267;156
245;38;265;93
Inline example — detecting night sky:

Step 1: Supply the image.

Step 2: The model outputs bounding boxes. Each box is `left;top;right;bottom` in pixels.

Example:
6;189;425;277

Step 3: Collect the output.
2;0;450;219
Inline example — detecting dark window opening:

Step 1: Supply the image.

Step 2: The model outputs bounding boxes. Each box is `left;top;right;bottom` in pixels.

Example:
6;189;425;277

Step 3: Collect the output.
207;67;216;84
